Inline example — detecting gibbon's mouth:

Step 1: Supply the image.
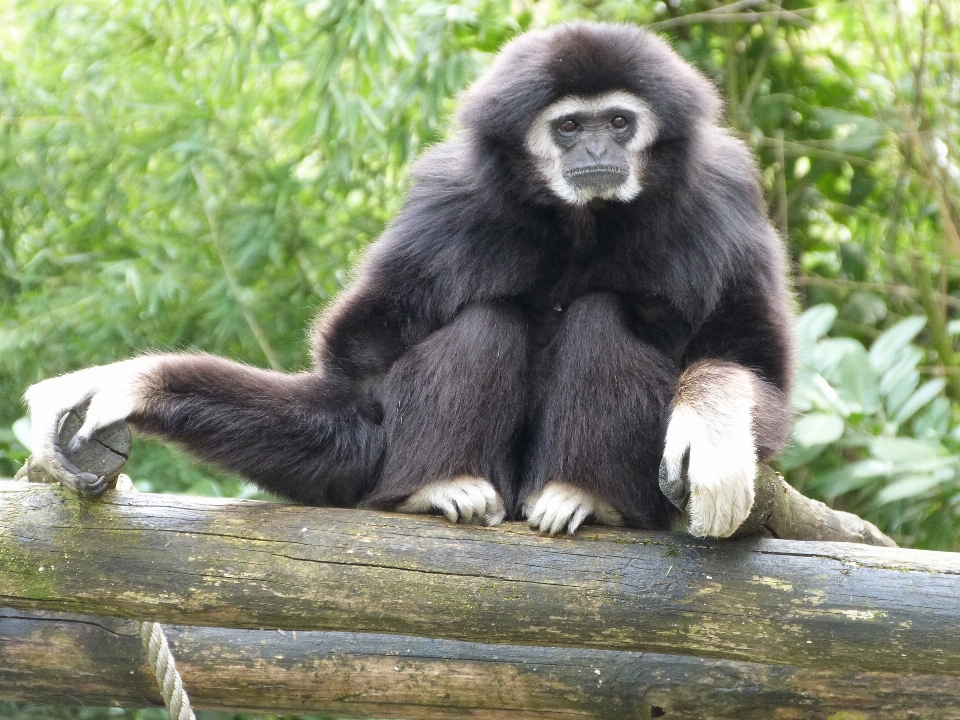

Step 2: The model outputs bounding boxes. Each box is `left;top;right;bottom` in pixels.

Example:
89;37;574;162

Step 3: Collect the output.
563;165;630;189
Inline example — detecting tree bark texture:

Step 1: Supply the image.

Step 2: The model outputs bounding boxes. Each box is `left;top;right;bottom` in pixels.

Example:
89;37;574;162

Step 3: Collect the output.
3;607;960;720
1;483;956;678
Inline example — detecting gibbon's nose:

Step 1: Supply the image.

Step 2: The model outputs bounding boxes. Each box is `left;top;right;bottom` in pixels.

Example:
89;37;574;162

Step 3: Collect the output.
585;139;607;161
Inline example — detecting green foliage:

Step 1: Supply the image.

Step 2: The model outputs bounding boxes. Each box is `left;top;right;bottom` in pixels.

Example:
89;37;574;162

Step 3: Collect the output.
0;5;959;720
0;0;519;484
1;0;958;554
782;305;960;549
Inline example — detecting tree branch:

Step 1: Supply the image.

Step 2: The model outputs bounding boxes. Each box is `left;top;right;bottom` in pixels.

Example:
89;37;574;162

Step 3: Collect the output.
0;481;954;676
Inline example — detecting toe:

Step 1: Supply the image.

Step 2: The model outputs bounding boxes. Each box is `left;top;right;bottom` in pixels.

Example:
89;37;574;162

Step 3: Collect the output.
436;495;460;524
548;495;580;536
567;504;591;535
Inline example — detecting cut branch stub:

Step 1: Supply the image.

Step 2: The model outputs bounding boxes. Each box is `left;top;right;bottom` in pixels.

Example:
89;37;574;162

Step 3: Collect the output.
661;460;896;546
16;402;131;490
733;465;895;547
57;404;131;480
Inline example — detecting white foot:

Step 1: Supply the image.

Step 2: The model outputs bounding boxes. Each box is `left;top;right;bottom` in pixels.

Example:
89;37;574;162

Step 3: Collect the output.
23;357;158;493
660;369;757;538
397;476;506;526
523;481;624;536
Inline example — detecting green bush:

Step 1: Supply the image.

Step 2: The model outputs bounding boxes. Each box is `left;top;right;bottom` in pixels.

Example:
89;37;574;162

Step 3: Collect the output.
782;304;960;548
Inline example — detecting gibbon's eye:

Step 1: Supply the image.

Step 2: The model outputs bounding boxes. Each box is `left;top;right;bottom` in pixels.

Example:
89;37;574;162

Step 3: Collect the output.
558;118;580;134
610;115;629;130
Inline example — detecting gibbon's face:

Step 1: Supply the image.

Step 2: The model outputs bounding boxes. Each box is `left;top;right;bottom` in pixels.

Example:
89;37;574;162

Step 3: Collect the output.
525;90;658;206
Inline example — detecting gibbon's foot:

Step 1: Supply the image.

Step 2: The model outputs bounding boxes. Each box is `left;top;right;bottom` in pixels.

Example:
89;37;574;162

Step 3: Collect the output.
23;357;156;495
397;476;507;526
523;481;624;536
659;398;757;538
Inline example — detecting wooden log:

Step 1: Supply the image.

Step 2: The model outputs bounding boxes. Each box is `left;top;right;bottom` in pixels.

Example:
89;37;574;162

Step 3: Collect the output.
0;483;957;677
21;408;897;545
2;607;960;720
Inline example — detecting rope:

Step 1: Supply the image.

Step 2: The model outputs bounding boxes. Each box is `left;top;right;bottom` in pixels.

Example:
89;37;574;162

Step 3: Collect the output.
137;619;196;720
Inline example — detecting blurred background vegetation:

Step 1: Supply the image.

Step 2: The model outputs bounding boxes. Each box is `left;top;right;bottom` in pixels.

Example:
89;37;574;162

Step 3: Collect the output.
2;0;959;571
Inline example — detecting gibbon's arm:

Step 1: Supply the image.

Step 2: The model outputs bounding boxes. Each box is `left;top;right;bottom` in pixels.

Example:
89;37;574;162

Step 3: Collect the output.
309;172;479;385
24;228;444;502
660;270;795;538
23;355;385;505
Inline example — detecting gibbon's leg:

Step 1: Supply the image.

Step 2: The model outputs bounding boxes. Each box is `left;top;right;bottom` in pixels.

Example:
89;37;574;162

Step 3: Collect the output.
522;292;679;535
659;359;791;538
25;354;384;506
366;301;529;526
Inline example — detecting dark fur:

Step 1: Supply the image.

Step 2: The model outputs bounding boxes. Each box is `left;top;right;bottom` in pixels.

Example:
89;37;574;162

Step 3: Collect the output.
131;23;795;528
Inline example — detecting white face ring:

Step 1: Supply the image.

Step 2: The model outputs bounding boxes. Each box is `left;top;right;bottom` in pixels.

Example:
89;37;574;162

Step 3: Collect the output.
524;91;659;205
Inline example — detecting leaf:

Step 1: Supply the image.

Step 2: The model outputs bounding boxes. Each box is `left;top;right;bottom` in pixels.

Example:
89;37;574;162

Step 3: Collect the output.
883;368;920;418
12;418;32;451
892;378;946;427
811;459;891;497
789;370;820;413
869;316;926;374
811;372;853;417
776;440;829;472
914;397;951;439
879;346;924;395
796;303;838;348
825;340;880;414
869;437;943;465
792;411;845;447
876;471;954;504
813;336;864;376
814;107;885;133
792;370;851;417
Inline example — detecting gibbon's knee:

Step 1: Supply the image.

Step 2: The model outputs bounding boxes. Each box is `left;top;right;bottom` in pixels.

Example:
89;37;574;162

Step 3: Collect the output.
368;301;529;507
545;291;678;411
523;291;679;533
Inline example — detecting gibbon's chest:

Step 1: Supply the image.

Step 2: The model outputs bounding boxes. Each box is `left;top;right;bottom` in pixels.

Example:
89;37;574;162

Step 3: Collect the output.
516;215;695;360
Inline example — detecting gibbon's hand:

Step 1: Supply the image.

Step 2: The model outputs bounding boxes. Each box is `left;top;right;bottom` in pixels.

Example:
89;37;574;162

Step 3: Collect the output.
23;357;156;495
659;390;758;538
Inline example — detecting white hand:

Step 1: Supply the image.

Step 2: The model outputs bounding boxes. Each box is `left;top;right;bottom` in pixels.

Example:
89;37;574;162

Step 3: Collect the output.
23;357;156;494
661;397;757;538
